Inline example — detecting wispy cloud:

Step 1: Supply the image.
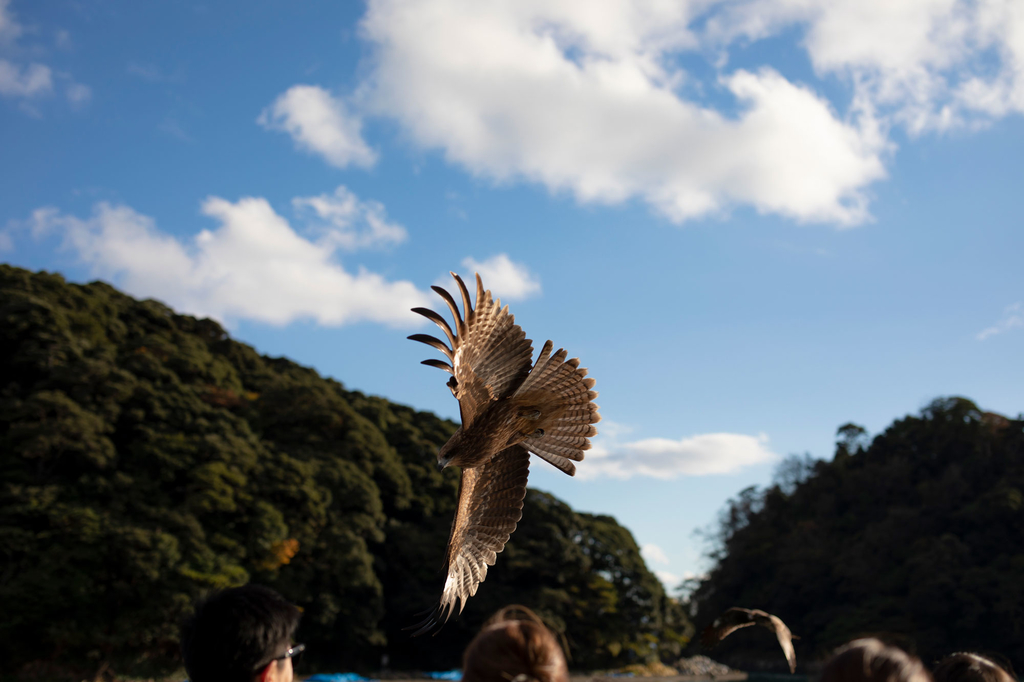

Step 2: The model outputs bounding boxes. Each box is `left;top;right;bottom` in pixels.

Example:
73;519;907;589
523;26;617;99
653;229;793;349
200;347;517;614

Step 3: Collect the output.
54;28;71;50
0;0;89;108
0;0;22;43
23;191;430;328
126;60;186;85
65;81;90;107
292;185;406;251
0;60;52;97
158;117;192;142
977;302;1024;340
127;61;162;81
258;85;376;169
579;431;779;480
595;420;634;440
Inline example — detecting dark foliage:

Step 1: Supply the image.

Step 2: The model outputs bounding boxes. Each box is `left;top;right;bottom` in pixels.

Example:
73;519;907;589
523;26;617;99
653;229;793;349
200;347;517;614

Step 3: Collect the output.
0;265;688;679
689;398;1024;673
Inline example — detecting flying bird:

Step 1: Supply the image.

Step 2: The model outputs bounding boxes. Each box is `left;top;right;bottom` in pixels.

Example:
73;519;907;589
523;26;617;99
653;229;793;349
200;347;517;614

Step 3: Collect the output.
407;272;600;634
701;607;797;673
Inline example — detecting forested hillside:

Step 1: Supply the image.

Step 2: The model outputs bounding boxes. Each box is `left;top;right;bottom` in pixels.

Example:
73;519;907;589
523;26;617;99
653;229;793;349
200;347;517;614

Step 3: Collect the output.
0;265;687;680
690;398;1024;672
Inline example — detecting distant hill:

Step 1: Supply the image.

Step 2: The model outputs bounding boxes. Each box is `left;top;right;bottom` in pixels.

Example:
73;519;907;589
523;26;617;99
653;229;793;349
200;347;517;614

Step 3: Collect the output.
0;264;688;680
689;398;1024;673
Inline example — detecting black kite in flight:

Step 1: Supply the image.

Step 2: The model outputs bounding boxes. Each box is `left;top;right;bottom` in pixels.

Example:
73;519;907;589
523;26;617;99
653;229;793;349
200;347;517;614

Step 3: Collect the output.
702;607;797;673
408;272;600;634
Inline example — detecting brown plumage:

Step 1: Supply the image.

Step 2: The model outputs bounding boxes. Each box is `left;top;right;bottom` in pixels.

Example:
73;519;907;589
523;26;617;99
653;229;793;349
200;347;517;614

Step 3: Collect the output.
701;607;797;673
408;272;600;634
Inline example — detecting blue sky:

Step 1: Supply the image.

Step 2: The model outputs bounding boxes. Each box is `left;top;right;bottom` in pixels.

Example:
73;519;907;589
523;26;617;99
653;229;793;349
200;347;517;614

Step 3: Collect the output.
3;0;1023;591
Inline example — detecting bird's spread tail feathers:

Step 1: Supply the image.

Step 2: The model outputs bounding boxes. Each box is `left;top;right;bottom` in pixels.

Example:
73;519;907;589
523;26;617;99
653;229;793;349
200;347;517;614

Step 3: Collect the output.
514;340;600;476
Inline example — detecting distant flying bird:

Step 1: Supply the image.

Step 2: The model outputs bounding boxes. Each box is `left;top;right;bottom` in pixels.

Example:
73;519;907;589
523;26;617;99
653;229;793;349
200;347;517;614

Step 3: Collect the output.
701;607;797;673
407;272;600;634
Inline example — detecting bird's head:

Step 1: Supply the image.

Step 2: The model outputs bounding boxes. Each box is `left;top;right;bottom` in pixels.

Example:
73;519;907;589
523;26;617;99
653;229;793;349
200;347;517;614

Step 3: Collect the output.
436;427;462;470
436;450;454;471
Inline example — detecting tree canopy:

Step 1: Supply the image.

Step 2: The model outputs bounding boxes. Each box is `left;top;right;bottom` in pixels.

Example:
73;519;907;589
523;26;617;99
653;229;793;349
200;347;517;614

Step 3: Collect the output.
689;397;1024;672
0;265;687;679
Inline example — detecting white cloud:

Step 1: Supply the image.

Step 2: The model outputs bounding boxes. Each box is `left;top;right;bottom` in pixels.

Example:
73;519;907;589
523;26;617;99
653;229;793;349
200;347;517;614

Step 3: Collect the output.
460;254;541;301
641;543;670;566
27;195;431;327
703;0;1024;133
0;60;52;98
357;0;888;225
579;431;779;479
292;185;407;250
258;85;377;169
655;571;681;592
977;301;1024;340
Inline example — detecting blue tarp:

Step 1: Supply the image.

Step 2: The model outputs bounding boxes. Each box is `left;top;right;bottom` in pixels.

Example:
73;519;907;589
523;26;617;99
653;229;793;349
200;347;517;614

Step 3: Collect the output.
424;670;462;680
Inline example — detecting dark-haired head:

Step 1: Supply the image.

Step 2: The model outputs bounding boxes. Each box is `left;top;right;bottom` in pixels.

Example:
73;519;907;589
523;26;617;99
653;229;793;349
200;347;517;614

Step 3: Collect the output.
821;638;932;682
462;605;568;682
180;584;301;682
933;653;1015;682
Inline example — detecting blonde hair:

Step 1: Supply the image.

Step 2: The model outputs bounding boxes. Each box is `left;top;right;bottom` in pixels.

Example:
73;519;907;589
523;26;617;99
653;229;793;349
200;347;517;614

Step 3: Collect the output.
461;606;569;682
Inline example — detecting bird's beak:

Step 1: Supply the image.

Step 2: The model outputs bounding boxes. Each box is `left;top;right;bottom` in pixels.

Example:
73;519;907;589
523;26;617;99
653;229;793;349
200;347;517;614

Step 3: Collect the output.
436;457;448;471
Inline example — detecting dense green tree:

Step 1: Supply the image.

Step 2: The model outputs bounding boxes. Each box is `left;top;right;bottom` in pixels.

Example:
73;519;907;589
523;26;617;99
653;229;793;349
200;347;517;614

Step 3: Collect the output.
0;265;684;679
689;398;1024;672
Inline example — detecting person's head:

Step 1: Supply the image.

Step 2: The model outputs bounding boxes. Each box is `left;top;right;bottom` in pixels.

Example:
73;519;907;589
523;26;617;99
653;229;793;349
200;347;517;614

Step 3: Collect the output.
180;584;302;682
462;605;568;682
933;653;1015;682
821;638;932;682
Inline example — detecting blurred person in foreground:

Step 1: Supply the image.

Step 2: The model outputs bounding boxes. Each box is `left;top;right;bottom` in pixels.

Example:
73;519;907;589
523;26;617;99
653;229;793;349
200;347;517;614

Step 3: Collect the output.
821;638;932;682
180;584;304;682
462;605;569;682
933;653;1015;682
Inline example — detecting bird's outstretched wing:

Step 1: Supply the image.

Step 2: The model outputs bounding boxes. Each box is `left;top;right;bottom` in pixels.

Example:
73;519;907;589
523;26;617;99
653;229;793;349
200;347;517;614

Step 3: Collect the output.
701;607;759;646
410;272;534;425
410;445;530;635
702;607;797;673
757;611;796;674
